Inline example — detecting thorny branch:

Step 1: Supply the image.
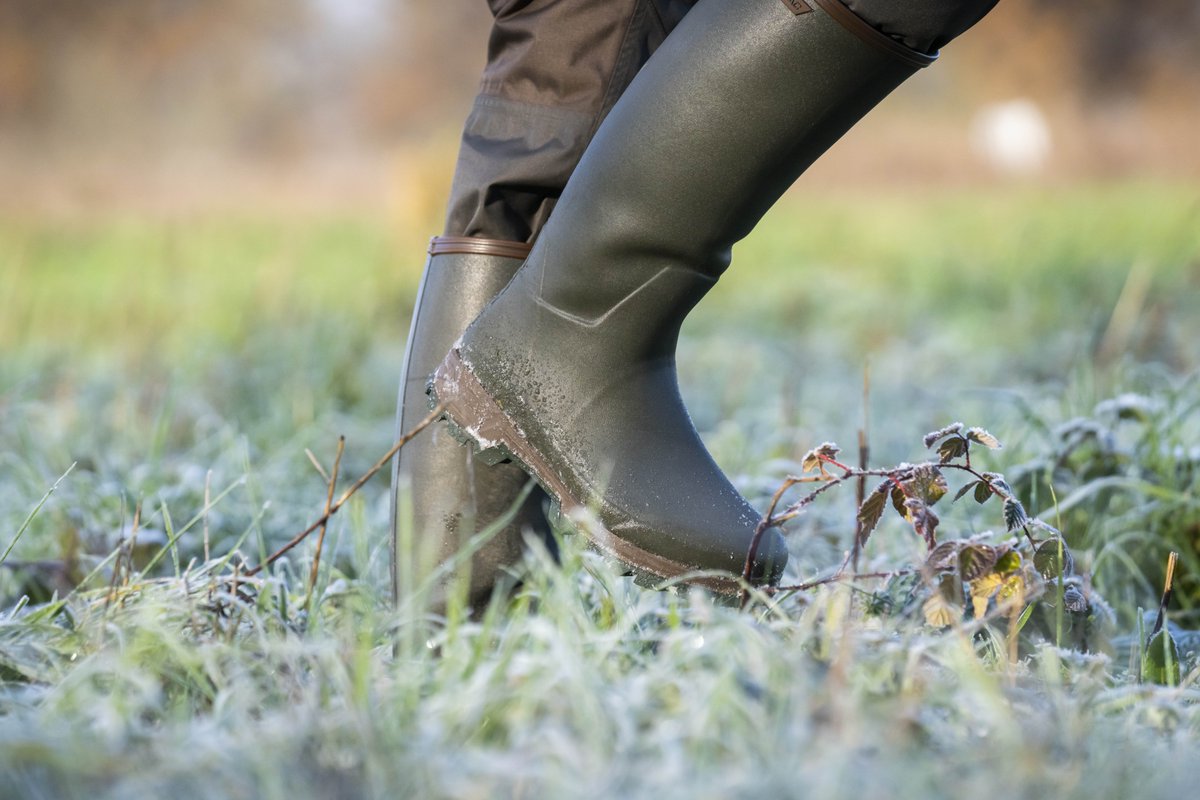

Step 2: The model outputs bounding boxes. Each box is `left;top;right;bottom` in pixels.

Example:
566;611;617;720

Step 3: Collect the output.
774;568;917;595
739;427;1045;610
240;404;444;579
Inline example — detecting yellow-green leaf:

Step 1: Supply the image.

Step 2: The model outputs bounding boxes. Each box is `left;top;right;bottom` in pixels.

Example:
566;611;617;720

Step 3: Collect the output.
923;593;960;628
1143;628;1181;685
967;427;1002;449
969;573;1004;619
994;550;1022;575
996;573;1027;617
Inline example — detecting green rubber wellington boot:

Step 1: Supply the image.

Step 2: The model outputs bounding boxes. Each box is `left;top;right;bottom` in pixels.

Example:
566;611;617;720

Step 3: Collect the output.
391;237;550;613
431;0;995;594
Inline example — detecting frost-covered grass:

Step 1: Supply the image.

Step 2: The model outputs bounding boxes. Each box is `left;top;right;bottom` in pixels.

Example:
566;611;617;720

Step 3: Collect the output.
4;549;1200;799
2;182;1199;797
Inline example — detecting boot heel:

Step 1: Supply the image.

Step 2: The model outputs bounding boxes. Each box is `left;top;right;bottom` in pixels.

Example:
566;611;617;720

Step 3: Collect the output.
432;405;513;466
432;348;590;528
430;348;543;477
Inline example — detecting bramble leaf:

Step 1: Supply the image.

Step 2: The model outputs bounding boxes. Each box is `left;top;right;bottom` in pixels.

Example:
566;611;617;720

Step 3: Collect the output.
923;423;964;449
801;442;841;475
994;550;1022;575
970;573;1004;618
1003;497;1028;532
891;484;908;519
1063;584;1088;613
954;480;980;503
857;481;890;545
922;592;959;628
996;573;1027;616
966;427;1002;449
938;436;968;463
906;465;948;506
974;480;994;504
905;499;940;547
985;475;1014;498
1033;538;1074;579
957;544;998;581
926;541;960;572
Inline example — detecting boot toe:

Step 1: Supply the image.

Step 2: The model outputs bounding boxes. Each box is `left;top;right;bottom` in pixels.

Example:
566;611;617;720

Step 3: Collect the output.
745;525;789;587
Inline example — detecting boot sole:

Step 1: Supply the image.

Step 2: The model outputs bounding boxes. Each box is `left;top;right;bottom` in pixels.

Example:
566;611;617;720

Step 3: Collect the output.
431;347;742;594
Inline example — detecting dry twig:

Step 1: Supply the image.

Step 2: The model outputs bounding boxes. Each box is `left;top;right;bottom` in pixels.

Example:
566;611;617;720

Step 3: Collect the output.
241;403;443;579
306;435;345;602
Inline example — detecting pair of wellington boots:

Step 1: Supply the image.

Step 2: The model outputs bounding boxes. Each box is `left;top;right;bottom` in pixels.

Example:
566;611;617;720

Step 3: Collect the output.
393;0;996;611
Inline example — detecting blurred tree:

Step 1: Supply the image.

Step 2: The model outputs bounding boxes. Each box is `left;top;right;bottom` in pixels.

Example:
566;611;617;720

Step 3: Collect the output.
0;0;1193;203
0;0;321;154
1045;0;1200;99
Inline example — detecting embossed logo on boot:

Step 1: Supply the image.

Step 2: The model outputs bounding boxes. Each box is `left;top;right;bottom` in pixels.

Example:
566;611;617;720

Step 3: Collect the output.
780;0;813;14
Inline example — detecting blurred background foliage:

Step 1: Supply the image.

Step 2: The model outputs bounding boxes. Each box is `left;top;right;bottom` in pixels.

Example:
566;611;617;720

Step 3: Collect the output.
0;0;1197;224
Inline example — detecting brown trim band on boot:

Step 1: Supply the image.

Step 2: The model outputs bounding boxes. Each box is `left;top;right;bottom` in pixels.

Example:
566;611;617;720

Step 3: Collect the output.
431;0;998;594
390;236;551;614
428;237;534;260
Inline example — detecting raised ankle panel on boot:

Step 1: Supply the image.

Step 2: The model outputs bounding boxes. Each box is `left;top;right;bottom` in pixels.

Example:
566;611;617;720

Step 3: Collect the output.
435;0;954;591
391;239;549;611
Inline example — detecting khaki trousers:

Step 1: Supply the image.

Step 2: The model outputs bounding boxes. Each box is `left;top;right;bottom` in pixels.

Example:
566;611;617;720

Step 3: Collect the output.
443;0;700;242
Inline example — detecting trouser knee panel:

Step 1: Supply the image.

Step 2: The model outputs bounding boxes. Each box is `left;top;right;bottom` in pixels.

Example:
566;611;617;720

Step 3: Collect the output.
444;0;701;241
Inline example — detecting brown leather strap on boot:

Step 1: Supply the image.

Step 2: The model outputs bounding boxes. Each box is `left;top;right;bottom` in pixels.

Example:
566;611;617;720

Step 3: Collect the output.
428;236;533;260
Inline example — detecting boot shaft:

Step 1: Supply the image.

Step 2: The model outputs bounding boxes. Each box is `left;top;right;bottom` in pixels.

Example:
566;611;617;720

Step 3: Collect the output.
391;238;549;612
528;0;936;326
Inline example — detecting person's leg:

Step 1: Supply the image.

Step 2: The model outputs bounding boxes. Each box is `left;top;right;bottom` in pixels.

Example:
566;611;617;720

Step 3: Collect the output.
391;0;700;612
431;0;1000;594
444;0;700;243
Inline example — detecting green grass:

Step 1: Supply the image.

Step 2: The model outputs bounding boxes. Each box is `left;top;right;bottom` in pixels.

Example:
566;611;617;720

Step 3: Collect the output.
2;181;1199;797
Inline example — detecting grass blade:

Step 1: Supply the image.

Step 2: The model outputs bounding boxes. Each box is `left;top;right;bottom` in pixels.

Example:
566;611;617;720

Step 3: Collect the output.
1;463;76;567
